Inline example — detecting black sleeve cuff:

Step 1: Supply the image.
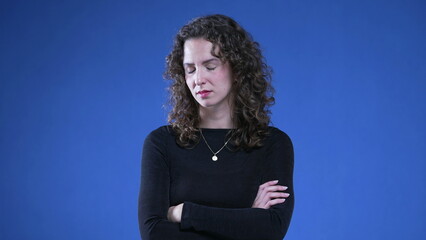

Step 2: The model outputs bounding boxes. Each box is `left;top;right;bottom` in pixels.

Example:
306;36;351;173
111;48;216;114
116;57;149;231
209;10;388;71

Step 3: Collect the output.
180;201;193;230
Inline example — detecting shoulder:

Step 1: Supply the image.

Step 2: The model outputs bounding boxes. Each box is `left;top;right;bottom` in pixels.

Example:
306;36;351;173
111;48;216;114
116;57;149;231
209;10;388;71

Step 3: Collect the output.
144;125;175;146
264;127;294;166
146;125;174;138
142;126;174;166
142;126;176;159
266;126;293;146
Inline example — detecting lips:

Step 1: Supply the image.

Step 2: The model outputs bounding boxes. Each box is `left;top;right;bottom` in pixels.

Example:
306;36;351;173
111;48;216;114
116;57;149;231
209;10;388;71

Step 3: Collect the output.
197;90;212;98
197;90;211;94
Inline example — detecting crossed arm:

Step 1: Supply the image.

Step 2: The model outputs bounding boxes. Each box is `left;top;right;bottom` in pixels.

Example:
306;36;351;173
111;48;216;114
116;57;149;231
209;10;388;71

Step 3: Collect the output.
167;180;290;222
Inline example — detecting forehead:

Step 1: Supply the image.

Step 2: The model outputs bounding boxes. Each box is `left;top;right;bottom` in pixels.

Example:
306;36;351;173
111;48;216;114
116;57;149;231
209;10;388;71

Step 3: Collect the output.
183;38;219;64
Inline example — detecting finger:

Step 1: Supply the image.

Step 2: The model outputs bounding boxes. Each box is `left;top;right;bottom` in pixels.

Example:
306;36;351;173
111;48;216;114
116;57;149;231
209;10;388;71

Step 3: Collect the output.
255;180;279;202
267;192;290;199
258;189;289;207
258;180;279;191
265;198;286;209
258;192;289;205
264;185;288;193
258;185;287;206
258;182;282;198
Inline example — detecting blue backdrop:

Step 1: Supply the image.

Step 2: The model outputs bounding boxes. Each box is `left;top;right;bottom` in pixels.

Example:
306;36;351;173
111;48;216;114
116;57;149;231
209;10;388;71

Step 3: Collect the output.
1;0;425;239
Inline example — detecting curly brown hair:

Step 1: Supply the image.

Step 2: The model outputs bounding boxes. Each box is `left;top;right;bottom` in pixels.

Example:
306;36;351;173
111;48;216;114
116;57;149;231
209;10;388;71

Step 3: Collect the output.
164;14;275;150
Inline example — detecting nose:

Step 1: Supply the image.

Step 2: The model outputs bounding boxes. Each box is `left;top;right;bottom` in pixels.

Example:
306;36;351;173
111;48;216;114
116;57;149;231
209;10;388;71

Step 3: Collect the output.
195;69;206;86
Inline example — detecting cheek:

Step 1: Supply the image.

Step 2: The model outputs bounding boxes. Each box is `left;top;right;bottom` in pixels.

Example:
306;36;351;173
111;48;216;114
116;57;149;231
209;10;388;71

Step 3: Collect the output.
218;66;233;86
185;77;192;89
219;73;233;90
185;78;196;95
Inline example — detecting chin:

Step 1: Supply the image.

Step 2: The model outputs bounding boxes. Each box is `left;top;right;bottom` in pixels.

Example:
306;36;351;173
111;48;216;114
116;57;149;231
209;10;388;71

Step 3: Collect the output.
197;101;216;108
198;103;213;108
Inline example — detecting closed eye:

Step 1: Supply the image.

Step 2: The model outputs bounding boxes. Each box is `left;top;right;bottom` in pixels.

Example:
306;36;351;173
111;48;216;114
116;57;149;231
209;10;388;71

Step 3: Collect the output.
185;67;196;74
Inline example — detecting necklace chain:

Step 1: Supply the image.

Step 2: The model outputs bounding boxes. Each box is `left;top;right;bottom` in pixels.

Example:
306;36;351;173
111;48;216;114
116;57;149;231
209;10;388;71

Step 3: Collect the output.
199;129;233;161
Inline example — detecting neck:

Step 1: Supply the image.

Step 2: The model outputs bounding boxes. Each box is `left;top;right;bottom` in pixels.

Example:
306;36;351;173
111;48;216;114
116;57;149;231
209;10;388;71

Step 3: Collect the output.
199;105;233;129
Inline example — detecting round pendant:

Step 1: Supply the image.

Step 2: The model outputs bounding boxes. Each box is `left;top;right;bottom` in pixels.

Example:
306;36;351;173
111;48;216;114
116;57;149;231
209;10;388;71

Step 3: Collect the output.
212;155;218;161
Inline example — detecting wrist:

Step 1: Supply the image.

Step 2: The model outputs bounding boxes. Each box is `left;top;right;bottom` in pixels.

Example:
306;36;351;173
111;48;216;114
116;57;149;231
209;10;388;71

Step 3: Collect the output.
168;203;184;223
175;203;183;222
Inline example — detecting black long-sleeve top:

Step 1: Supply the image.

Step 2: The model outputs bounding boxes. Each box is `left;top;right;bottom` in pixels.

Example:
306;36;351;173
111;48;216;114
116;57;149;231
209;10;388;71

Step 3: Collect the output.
138;126;294;240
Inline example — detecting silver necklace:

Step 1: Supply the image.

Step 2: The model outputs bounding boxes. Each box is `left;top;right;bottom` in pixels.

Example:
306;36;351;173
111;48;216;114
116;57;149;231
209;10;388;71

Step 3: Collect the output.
199;129;233;161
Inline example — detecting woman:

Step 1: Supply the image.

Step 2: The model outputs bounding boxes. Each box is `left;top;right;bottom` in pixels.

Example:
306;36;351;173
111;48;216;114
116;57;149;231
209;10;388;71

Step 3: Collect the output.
138;14;294;240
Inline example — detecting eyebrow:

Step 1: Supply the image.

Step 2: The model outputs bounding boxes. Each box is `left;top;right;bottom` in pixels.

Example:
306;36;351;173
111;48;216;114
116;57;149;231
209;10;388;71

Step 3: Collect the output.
183;58;220;66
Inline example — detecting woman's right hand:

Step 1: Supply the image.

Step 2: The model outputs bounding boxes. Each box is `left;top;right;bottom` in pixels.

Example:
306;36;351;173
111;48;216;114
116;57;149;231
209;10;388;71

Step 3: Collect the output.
252;180;289;209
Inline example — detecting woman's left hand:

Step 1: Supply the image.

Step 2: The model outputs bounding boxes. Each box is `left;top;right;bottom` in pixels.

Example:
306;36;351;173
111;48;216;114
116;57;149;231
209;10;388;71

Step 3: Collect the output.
167;203;184;223
252;180;289;209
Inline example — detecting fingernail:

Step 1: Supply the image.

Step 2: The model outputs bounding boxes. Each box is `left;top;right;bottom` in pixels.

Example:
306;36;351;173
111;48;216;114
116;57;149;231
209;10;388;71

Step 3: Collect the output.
282;186;288;190
273;180;279;183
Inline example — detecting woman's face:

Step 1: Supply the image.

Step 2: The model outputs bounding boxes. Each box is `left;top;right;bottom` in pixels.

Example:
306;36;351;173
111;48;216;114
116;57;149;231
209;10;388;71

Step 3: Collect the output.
183;38;233;112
